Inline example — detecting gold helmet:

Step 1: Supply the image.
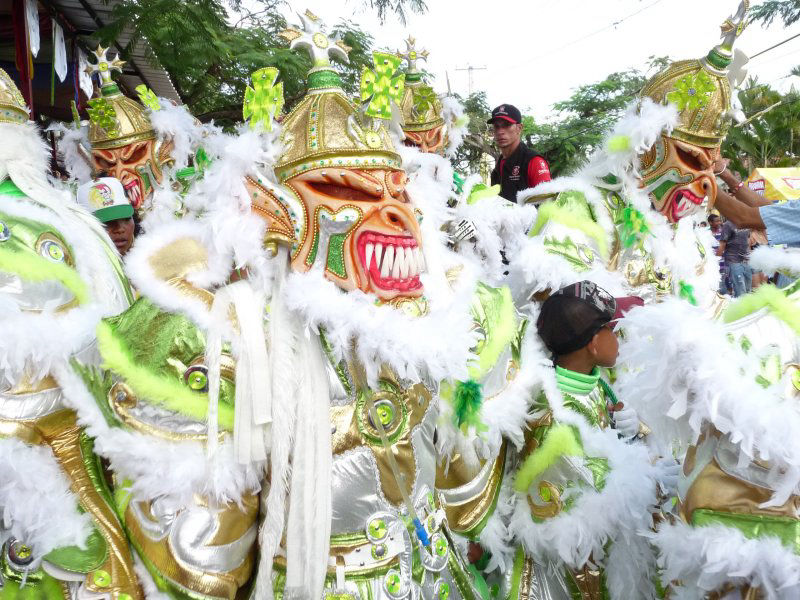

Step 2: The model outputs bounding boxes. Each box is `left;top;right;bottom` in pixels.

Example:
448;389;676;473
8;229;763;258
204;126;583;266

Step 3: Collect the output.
397;37;444;133
85;47;155;150
640;0;749;148
274;11;402;183
0;68;29;125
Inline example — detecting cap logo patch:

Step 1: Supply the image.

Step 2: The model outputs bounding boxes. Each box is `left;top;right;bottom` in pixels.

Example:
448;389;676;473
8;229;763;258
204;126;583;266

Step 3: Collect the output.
89;183;115;208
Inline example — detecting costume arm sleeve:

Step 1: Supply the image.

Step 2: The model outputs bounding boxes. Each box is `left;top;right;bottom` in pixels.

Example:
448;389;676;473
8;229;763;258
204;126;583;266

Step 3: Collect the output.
527;156;551;187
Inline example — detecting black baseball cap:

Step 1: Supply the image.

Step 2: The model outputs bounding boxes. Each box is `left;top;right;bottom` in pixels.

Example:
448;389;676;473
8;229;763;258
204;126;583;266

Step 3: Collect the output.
536;281;644;356
487;104;522;125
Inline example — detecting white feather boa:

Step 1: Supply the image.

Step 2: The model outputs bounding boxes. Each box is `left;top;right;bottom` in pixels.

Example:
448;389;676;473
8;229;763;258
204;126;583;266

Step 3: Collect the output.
652;521;800;600
750;245;800;276
615;298;800;505
149;98;208;170
0;437;93;559
281;266;479;385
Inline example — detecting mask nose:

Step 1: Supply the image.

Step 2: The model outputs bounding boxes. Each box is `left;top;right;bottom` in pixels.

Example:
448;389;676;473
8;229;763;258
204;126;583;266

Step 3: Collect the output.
379;204;416;235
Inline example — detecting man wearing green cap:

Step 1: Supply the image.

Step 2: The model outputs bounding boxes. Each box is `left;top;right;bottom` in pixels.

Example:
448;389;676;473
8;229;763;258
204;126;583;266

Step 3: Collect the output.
78;177;137;255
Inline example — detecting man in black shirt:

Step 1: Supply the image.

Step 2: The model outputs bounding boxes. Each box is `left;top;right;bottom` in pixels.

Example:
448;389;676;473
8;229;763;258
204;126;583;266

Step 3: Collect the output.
488;104;551;203
717;219;752;297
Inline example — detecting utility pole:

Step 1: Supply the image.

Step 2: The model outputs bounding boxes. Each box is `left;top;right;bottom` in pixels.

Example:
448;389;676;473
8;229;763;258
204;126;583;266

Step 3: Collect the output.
456;64;487;96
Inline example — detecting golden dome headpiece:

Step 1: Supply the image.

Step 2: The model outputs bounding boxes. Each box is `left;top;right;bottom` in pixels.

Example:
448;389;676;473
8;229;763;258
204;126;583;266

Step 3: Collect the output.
0;69;29;125
275;10;403;183
85;46;156;150
397;36;444;132
640;0;750;148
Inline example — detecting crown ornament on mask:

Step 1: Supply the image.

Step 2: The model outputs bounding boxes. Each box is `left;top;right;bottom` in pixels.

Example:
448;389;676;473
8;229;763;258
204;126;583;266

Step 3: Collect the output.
640;0;750;148
85;46;156;150
243;67;284;132
274;10;401;183
397;37;444;132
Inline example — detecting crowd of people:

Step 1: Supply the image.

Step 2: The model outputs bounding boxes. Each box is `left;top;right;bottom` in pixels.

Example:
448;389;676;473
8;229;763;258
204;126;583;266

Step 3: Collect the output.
2;2;800;600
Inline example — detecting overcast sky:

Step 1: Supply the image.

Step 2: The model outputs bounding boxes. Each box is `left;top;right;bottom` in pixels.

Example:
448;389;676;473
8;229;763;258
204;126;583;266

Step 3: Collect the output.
284;0;800;121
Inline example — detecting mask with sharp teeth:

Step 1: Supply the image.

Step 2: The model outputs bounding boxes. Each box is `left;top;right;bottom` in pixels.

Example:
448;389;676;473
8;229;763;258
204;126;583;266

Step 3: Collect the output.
637;0;749;222
396;37;447;155
83;46;175;216
247;11;424;302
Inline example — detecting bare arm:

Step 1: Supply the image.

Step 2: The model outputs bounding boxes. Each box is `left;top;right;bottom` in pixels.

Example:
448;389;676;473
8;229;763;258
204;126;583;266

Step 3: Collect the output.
714;189;766;230
716;240;726;257
719;169;771;208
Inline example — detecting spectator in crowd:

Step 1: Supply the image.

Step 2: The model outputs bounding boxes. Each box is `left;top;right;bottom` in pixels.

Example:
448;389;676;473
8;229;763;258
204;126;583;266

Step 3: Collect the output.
717;216;752;297
77;177;138;256
708;213;732;295
713;159;800;248
488;104;551;202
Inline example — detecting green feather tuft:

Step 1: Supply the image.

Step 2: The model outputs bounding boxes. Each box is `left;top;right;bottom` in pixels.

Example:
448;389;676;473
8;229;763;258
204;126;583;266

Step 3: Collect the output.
451;379;486;435
606;135;631;153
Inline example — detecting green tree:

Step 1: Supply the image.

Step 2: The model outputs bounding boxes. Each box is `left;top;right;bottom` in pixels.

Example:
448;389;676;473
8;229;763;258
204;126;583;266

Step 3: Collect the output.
451;91;496;178
723;78;800;175
750;0;800;27
523;57;669;177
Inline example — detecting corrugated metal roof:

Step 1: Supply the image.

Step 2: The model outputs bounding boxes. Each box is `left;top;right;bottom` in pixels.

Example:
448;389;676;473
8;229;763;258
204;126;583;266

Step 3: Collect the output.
44;0;181;103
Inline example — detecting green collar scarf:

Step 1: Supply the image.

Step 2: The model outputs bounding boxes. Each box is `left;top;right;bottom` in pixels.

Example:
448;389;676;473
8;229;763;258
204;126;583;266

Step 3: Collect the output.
555;366;600;396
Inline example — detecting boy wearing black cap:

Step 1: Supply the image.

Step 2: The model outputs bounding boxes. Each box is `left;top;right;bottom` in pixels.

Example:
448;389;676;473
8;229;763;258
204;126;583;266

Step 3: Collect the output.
487;104;551;203
536;280;644;435
507;281;650;599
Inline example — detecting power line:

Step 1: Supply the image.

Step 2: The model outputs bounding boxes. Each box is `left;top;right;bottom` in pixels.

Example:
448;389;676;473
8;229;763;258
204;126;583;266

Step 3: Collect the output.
497;0;665;74
750;32;800;60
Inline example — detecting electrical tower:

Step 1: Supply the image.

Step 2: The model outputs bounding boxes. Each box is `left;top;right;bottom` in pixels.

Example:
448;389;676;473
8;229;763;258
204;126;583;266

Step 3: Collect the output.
456;64;487;95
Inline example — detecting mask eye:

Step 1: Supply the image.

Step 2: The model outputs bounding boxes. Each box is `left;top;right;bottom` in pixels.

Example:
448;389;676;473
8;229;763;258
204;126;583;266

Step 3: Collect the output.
184;365;209;392
36;235;71;265
128;144;150;164
307;182;380;202
674;144;706;172
93;153;116;172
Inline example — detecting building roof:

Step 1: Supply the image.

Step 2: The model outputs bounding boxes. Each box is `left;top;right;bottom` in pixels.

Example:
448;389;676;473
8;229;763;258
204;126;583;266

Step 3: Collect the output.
42;0;181;102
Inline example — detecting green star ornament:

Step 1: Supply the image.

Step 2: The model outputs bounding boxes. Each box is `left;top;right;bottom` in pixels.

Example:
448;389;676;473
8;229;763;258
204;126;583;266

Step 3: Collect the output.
360;52;405;120
243;67;284;132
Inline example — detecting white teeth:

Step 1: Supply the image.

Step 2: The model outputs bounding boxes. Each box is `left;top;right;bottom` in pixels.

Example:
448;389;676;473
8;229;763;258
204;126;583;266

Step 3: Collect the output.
404;247;415;277
374;244;384;271
415;248;426;273
392;248;401;278
365;243;374;270
381;246;394;278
